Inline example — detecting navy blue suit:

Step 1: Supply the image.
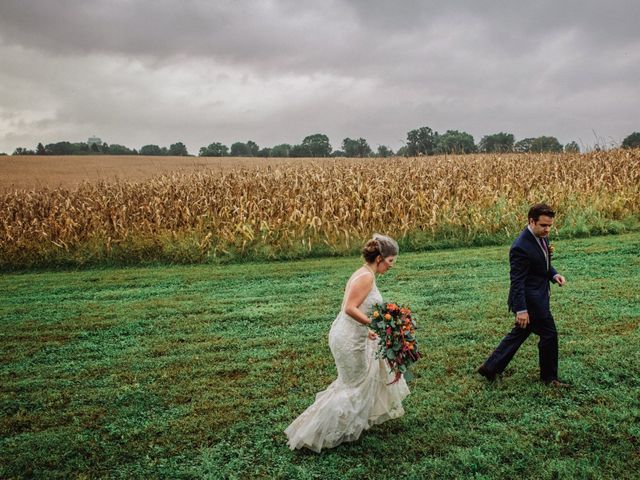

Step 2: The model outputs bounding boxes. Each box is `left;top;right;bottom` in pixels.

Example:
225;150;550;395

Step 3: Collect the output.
484;227;560;381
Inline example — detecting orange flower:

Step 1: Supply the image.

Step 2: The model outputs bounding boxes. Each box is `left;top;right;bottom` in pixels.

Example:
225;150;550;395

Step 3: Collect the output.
373;311;380;318
384;314;391;320
387;303;398;311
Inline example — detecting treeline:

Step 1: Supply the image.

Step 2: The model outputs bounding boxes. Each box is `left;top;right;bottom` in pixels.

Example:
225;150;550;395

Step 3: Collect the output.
8;129;640;157
11;141;189;156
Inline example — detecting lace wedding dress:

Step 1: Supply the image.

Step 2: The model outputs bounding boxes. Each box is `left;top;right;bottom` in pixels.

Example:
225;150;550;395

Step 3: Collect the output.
285;269;410;453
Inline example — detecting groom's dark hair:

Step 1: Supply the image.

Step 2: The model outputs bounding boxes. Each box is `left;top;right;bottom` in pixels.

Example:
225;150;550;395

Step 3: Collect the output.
528;203;555;221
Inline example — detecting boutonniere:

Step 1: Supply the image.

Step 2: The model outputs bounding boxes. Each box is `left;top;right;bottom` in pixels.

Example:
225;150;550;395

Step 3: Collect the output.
548;243;555;256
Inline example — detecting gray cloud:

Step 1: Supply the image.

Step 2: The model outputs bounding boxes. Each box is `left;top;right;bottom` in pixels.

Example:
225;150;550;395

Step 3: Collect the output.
0;0;638;154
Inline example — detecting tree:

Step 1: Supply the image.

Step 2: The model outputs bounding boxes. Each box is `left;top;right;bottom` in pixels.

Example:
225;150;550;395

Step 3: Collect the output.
515;136;562;153
331;150;346;157
257;147;271;157
622;132;640;149
301;133;332;157
435;130;476;154
36;142;46;155
531;136;563;153
514;137;535;153
139;144;164;156
478;132;515;153
230;142;251;156
199;142;229;157
564;141;580;153
377;145;394;157
289;144;312;157
406;126;438;156
396;145;409;157
230;140;259;156
342;137;357;157
246;140;259;156
12;147;35;155
342;137;372;157
168;142;189;156
270;144;291;157
90;142;100;153
108;144;136;155
45;141;74;155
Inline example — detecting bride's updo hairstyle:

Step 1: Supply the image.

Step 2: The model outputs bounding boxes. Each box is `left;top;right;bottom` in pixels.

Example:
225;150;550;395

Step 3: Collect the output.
362;234;399;263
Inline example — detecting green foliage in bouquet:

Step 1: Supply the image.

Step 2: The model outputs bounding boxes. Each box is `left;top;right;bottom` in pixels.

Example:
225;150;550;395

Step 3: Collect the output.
369;302;421;383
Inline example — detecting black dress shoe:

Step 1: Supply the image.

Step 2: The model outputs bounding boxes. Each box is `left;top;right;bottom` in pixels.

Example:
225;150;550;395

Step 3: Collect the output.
544;379;571;388
477;364;497;381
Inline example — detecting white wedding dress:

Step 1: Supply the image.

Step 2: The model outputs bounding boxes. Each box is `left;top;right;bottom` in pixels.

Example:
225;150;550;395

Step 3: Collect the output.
285;269;410;453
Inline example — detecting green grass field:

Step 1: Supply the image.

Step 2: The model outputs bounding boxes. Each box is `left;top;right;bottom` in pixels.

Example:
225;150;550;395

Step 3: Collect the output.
1;233;638;479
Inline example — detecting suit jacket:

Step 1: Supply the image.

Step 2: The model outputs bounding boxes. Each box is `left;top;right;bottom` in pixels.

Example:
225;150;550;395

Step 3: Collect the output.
507;228;558;319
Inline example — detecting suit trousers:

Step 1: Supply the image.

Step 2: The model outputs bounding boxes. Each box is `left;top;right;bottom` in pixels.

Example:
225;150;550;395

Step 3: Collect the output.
484;313;558;381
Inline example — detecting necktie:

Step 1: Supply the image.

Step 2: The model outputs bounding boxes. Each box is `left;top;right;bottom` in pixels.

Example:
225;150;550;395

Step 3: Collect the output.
539;238;548;254
539;237;549;269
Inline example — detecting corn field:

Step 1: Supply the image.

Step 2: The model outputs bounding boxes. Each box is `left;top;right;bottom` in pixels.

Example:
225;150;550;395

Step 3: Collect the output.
1;151;639;269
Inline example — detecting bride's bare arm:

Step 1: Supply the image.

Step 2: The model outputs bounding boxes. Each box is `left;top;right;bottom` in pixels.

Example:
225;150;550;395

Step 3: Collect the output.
344;273;374;325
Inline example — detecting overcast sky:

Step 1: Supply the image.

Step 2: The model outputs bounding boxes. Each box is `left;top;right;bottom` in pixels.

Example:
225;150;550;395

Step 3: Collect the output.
1;0;638;154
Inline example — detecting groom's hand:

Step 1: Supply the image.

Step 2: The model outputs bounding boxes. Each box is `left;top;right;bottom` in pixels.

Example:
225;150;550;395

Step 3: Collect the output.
515;312;529;329
554;274;567;287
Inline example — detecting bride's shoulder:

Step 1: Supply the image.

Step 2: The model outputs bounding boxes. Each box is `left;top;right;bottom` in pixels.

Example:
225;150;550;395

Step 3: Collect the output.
348;267;375;286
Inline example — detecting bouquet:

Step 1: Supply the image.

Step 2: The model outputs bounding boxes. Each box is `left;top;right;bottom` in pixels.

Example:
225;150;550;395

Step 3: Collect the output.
369;303;421;384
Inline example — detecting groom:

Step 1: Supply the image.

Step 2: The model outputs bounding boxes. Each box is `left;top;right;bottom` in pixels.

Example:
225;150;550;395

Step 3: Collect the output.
478;203;569;387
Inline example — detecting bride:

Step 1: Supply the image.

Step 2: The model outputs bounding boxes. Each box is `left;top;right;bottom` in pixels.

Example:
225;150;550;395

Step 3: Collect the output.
285;234;410;452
